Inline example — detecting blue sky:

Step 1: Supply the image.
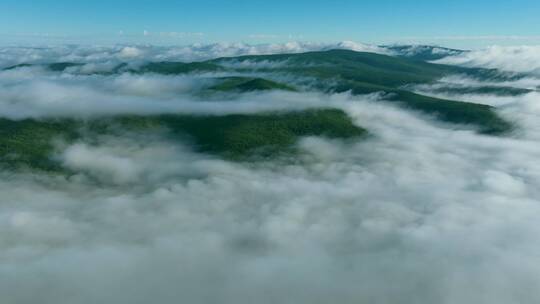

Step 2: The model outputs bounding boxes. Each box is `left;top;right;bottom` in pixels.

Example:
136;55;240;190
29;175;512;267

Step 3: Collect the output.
1;0;539;48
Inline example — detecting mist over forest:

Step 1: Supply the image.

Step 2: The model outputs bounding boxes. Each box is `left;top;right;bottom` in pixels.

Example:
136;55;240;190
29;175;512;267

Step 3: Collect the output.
2;42;540;304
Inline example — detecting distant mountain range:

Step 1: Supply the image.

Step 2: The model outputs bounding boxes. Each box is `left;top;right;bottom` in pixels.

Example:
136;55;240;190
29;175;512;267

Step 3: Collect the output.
2;47;528;172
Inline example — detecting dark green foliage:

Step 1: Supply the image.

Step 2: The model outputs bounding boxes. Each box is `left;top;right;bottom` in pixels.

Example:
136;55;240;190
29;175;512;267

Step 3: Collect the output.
4;62;85;72
3;62;117;74
0;118;79;171
214;49;461;87
388;91;513;134
214;49;521;85
100;109;366;157
208;50;514;133
137;61;223;74
48;62;83;71
327;80;512;134
209;77;297;92
0;109;366;171
425;86;532;96
3;63;33;70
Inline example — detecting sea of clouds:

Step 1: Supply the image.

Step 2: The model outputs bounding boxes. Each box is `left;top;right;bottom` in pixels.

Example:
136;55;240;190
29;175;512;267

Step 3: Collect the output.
0;41;389;69
1;43;540;304
434;45;540;75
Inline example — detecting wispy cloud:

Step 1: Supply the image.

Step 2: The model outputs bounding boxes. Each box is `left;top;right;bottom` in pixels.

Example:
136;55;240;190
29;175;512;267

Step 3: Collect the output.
435;45;540;74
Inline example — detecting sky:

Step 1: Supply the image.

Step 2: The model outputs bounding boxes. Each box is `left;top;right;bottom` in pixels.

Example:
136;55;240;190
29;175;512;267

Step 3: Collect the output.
1;0;540;48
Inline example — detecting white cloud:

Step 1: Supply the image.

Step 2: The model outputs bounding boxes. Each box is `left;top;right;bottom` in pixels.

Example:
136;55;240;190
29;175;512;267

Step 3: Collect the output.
334;40;389;53
0;67;368;119
421;74;540;91
61;142;143;184
118;46;144;58
435;45;540;74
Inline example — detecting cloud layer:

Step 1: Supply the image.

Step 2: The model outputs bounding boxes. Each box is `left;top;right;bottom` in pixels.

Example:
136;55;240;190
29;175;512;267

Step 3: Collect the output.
435;45;540;75
0;41;389;69
0;66;359;119
1;44;540;304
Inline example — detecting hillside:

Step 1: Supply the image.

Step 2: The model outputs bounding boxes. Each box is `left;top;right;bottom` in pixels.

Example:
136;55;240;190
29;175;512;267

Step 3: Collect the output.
0;109;366;172
2;49;520;135
208;77;297;92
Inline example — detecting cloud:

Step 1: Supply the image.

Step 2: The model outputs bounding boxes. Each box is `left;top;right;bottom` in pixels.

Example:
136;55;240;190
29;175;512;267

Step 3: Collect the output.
0;42;390;69
387;44;463;57
1;45;540;304
434;45;540;74
419;74;540;91
333;40;390;53
61;142;144;184
0;67;370;119
118;46;144;58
